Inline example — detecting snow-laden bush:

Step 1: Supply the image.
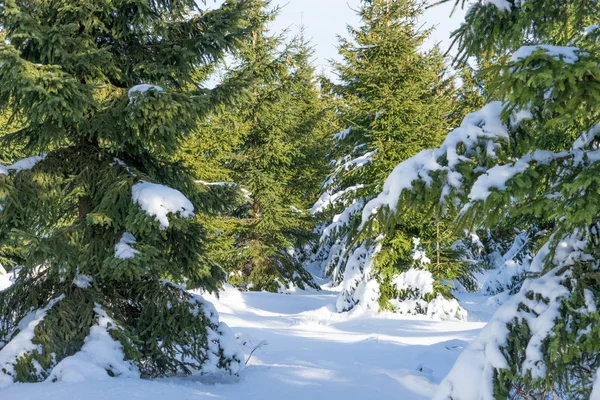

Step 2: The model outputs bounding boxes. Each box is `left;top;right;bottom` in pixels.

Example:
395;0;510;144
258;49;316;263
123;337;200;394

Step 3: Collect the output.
388;239;467;320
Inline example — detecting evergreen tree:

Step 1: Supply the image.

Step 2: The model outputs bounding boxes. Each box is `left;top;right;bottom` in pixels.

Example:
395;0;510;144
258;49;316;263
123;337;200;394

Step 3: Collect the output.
0;108;23;273
444;65;546;299
310;0;468;318
0;0;251;383
181;2;331;292
447;65;487;128
438;1;600;397
356;0;600;397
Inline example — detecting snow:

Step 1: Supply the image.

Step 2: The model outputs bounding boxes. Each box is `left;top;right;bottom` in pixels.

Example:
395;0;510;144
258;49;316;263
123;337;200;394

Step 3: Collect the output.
392;239;435;301
481;230;532;296
321;198;364;239
0;264;11;291
167;281;245;375
338;150;375;171
311;184;364;215
510;45;582;64
0;295;65;386
573;123;600;150
336;240;382;313
48;305;140;383
484;0;513;11
392;269;434;297
114;232;139;259
593;369;600;400
111;158;138;177
360;149;439;223
333;127;351;141
435;229;589;399
73;273;93;289
8;155;46;172
390;244;467;323
196;180;253;202
426;296;467;321
411;237;431;265
321;149;375;189
583;289;596;314
128;84;164;101
510;108;533;127
361;102;509;225
195;180;237;187
467;149;557;203
0;155;46;175
132;181;195;230
1;286;487;399
289;205;304;215
585;25;600;36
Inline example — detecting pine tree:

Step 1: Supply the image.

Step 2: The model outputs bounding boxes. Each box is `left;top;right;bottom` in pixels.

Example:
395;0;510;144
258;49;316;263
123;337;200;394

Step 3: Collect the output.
180;2;331;292
437;1;600;397
356;0;600;397
0;0;251;383
445;65;545;299
0;108;23;274
310;0;469;318
332;0;452;181
447;65;487;128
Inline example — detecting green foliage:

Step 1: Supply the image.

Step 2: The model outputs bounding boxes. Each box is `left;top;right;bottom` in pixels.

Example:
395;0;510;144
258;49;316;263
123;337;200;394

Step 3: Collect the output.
430;0;600;397
375;208;476;310
330;0;454;184
313;0;483;314
180;1;331;291
492;248;600;399
0;0;250;381
447;65;487;128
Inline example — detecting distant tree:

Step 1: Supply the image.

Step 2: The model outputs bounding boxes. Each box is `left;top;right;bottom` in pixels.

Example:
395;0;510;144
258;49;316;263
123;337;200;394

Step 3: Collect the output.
311;0;472;318
181;1;332;292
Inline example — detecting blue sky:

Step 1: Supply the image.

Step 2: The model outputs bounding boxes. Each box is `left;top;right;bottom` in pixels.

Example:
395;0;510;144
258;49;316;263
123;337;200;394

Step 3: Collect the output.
206;0;467;78
267;0;466;76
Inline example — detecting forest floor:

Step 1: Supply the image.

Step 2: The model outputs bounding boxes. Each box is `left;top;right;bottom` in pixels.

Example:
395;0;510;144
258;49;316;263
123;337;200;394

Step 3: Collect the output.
2;285;491;400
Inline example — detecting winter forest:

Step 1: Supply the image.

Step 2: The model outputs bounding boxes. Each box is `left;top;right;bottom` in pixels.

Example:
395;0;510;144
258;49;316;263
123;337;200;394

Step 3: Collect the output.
0;0;599;398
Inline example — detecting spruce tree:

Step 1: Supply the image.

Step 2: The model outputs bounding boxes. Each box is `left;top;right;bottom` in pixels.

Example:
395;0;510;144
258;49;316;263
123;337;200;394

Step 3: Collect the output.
444;65;544;299
0;0;251;383
436;0;600;397
355;0;600;397
181;1;331;292
311;0;468;318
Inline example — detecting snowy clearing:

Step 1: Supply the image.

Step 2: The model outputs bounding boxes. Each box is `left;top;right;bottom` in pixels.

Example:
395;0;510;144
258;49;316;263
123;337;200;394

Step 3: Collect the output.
1;286;487;400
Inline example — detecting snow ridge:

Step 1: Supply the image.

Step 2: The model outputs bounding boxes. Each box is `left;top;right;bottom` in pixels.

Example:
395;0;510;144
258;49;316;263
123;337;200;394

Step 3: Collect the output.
48;305;140;383
434;229;591;400
0;155;46;176
0;296;65;387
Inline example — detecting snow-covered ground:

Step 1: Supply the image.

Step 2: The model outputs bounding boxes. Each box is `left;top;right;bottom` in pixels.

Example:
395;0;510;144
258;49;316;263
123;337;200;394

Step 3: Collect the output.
1;287;489;400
